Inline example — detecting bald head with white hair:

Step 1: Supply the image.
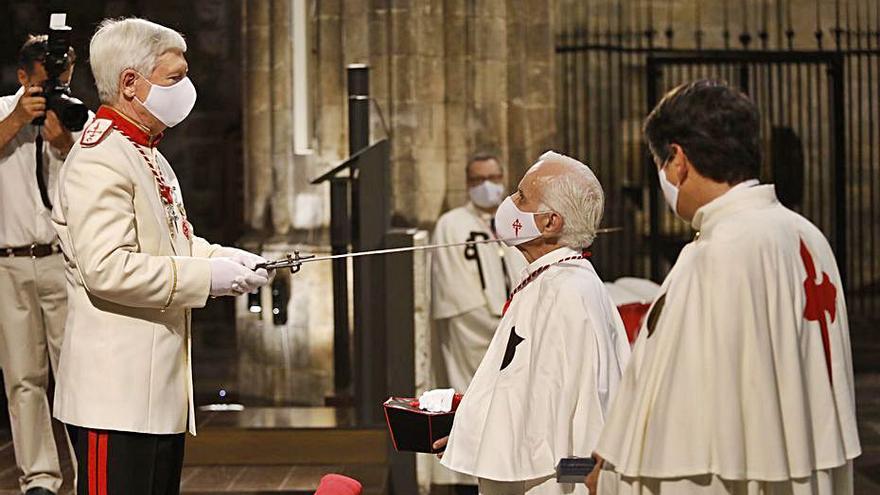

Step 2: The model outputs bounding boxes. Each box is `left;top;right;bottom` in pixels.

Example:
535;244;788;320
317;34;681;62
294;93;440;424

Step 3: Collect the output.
510;150;604;261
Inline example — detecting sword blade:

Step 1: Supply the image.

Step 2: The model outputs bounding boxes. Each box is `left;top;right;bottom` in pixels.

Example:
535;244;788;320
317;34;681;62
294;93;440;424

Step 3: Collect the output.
302;237;506;264
259;227;623;271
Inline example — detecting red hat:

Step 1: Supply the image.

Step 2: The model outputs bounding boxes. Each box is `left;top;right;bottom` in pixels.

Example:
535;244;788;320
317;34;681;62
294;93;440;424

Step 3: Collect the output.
314;474;362;495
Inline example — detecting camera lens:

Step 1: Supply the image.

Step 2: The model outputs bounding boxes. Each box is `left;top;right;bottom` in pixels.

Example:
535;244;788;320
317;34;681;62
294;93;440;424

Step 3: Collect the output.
47;91;89;132
57;95;89;131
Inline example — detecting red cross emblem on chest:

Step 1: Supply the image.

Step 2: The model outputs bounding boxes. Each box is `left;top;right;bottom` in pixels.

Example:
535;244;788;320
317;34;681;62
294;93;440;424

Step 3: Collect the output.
800;239;837;384
512;219;523;237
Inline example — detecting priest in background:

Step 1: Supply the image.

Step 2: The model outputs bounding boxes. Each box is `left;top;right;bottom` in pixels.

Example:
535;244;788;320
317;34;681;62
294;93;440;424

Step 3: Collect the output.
430;153;526;492
437;151;632;495
589;80;861;494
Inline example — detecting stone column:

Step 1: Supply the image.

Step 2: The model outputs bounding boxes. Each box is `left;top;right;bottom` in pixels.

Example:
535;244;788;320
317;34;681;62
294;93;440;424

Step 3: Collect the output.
269;0;294;235
309;0;557;225
243;1;272;232
314;0;346;164
239;0;331;406
505;0;557;181
369;0;449;226
443;0;511;209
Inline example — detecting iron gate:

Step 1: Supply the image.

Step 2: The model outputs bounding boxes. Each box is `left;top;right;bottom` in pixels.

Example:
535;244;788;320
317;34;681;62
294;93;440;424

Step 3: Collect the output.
645;51;846;282
556;0;880;320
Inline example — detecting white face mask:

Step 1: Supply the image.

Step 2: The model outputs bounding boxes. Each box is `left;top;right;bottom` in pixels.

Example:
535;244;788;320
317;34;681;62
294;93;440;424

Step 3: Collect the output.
468;180;506;209
658;166;680;217
136;75;197;127
494;196;548;246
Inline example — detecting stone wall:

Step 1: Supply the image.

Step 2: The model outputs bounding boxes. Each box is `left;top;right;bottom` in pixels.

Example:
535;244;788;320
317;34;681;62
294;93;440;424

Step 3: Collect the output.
312;0;558;228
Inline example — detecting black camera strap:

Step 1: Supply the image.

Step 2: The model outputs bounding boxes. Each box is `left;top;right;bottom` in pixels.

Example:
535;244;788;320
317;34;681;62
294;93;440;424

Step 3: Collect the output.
34;132;53;210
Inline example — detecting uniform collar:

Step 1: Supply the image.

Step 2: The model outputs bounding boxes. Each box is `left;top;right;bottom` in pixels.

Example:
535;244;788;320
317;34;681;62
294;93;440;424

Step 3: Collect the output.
523;246;581;276
691;182;778;233
95;105;163;147
504;245;587;315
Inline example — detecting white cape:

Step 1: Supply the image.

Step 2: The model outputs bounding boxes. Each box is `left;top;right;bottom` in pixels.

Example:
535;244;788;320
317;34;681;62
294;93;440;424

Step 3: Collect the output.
442;247;631;481
595;185;861;481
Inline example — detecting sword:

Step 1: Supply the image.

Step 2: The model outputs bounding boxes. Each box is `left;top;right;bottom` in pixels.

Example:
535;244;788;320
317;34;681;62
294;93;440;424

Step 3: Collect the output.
256;227;623;273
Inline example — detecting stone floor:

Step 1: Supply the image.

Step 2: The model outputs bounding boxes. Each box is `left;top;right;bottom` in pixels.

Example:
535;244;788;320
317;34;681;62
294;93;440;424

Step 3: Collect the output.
0;436;385;494
0;373;875;494
0;410;386;494
850;319;880;492
853;373;880;492
0;317;877;494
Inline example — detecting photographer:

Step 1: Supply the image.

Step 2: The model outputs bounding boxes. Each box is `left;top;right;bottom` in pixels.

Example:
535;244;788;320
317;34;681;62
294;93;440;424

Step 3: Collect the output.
0;35;90;495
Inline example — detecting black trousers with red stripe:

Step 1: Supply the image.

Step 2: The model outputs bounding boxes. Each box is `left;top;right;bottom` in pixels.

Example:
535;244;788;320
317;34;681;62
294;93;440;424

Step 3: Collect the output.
66;424;186;495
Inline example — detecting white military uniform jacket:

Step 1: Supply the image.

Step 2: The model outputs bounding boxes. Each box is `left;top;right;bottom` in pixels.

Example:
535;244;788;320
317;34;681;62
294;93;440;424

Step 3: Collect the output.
595;184;861;485
52;106;218;435
441;247;631;482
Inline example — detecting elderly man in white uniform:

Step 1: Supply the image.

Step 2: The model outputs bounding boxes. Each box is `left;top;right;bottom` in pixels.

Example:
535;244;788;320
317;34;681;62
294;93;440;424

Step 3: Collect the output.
52;18;270;494
436;151;631;495
432;154;526;490
588;80;861;495
432;153;526;397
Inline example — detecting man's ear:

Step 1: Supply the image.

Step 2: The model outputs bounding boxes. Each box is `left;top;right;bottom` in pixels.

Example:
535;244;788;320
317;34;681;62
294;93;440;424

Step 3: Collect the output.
668;143;690;185
120;69;139;100
16;68;29;87
543;212;565;237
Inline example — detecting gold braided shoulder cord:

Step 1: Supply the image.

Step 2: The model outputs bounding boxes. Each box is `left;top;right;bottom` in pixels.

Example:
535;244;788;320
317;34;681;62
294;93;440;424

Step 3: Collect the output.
118;129;180;240
162;256;178;312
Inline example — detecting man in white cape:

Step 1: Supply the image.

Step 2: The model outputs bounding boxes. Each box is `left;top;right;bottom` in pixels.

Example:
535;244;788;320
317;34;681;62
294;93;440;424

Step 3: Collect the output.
437;151;632;495
589;80;861;494
432;153;526;397
431;153;526;489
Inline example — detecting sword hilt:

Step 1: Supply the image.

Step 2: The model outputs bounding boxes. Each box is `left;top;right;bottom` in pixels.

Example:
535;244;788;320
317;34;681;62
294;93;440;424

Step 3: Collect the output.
255;251;316;274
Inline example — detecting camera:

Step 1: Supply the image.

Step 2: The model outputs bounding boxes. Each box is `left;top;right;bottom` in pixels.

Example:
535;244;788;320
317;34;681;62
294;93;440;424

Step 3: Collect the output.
32;13;88;132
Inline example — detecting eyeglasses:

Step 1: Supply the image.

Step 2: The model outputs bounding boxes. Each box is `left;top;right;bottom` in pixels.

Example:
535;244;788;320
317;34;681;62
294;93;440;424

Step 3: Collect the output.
466;174;504;186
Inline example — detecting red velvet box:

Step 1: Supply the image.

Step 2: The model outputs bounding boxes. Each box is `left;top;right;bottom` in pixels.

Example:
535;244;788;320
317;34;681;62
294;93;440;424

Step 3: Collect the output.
383;395;462;454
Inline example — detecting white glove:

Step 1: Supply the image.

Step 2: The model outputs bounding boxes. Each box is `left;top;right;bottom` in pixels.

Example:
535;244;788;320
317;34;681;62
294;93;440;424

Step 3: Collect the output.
209;257;269;297
215;246;275;283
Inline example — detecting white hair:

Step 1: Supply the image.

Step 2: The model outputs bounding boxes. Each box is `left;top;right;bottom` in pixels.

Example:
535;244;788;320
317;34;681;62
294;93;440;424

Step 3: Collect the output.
535;150;605;248
89;18;187;104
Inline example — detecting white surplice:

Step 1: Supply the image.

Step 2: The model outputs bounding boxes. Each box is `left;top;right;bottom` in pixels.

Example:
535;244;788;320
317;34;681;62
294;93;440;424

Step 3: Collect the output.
431;203;526;486
441;247;631;493
595;184;861;494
